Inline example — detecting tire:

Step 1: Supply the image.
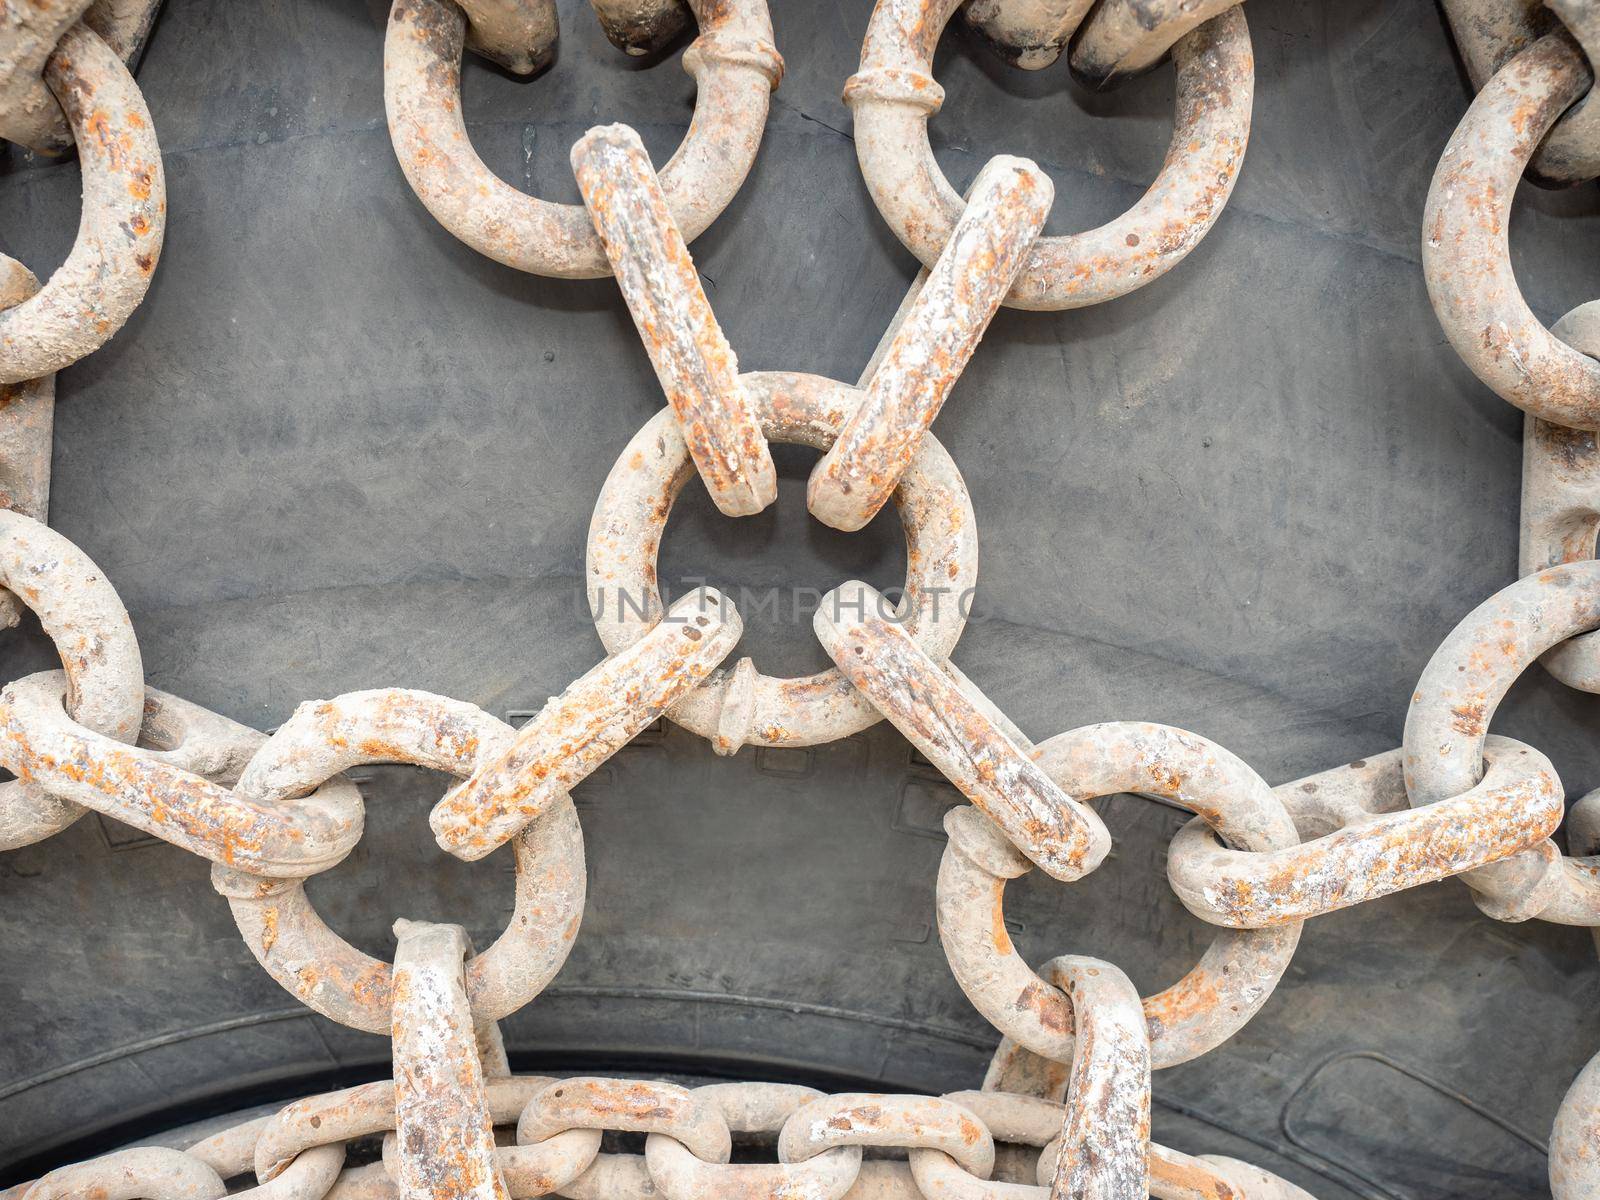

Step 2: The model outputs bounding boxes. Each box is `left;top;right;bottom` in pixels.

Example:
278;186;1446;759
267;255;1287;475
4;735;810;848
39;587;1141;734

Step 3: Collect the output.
2;2;1597;1196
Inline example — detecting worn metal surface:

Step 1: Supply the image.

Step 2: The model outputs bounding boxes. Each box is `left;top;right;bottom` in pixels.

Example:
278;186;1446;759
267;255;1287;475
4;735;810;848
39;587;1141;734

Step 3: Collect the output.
1437;0;1600;186
587;371;976;751
573;123;777;518
815;580;1110;881
846;0;1251;309
10;1070;1329;1200
1404;561;1600;923
0;508;141;847
0;0;88;154
455;0;557;74
0;23;164;383
433;586;741;858
1069;0;1242;87
937;722;1302;1070
1;668;363;873
1045;956;1150;1200
1168;738;1563;928
26;1148;225;1200
9;4;1600;1197
1521;302;1600;689
213;688;585;1032
0;261;54;530
521;1076;732;1162
807;157;1051;531
388;920;508;1200
1422;35;1600;428
778;1093;994;1175
81;0;167;64
383;0;782;278
588;0;692;56
1439;0;1552;87
957;0;1092;70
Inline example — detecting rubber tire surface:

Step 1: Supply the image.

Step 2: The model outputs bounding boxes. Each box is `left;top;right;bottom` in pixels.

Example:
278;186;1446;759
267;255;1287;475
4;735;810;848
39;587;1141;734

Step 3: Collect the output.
2;2;1599;1196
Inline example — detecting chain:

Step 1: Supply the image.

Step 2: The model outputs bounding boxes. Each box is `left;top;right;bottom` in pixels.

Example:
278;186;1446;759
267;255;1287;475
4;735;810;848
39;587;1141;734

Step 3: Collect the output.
6;0;1600;1197
6;1066;1319;1200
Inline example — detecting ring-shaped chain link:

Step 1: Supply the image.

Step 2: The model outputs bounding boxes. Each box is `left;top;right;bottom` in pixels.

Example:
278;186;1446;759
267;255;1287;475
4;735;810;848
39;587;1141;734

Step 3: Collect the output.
1403;560;1600;924
211;689;585;1033
845;0;1252;310
383;0;782;279
586;371;977;753
0;23;166;385
936;722;1302;1069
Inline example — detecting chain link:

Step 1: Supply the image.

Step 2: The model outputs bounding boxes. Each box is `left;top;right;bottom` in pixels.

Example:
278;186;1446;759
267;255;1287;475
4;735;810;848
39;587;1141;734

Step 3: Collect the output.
8;0;1600;1196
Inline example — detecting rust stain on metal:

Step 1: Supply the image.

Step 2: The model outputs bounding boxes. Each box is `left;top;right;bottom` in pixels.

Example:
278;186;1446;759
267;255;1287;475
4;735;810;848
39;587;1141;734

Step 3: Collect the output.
519;1077;733;1163
815;580;1109;881
389;920;511;1200
383;0;781;278
0;23;166;384
587;372;976;752
0;509;141;849
1403;560;1600;923
807;158;1052;531
1422;35;1600;428
1045;956;1151;1200
777;1093;994;1177
573;123;777;518
213;689;586;1033
845;0;1251;310
936;722;1301;1069
1170;739;1564;927
430;587;741;860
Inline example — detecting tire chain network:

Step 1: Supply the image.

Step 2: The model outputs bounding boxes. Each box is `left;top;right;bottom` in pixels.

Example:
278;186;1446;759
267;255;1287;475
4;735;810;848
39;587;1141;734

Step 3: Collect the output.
2;0;1600;1198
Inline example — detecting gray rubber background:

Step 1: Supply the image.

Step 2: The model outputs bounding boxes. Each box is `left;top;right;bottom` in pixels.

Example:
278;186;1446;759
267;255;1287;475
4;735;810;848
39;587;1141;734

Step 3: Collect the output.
4;1;1600;1195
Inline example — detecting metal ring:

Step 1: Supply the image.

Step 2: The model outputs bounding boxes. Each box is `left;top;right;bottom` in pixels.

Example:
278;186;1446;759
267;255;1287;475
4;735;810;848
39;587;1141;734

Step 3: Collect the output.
845;0;1252;311
1554;1047;1600;1200
0;509;143;849
0;23;166;385
1437;0;1600;186
383;0;782;278
936;721;1302;1069
1422;35;1600;429
1403;560;1600;923
586;371;977;752
211;689;586;1034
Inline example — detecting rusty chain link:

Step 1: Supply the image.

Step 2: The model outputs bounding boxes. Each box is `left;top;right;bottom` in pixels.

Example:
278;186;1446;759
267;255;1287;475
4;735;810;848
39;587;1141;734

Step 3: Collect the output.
9;0;1600;1196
